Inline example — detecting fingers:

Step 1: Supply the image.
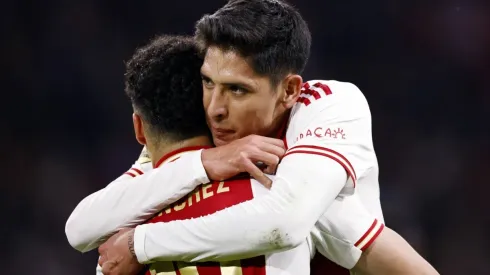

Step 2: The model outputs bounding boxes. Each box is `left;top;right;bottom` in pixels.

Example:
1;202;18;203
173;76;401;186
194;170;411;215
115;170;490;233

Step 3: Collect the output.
236;135;286;181
246;145;282;176
262;164;278;176
248;149;281;169
257;140;286;158
246;136;285;163
242;157;273;188
245;137;285;165
204;135;285;182
248;135;285;148
246;135;285;155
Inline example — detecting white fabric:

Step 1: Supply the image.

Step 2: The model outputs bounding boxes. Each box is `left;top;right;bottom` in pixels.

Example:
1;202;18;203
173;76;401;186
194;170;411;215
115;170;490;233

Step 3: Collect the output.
134;153;347;262
286;80;386;268
133;81;384;269
65;150;209;252
67;80;385;274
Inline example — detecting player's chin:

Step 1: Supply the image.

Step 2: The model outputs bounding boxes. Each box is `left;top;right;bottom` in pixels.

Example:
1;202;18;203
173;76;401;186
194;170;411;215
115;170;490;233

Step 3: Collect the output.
212;133;235;147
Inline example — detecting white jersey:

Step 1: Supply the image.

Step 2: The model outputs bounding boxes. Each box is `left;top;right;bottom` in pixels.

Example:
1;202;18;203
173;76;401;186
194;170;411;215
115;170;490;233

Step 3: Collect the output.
67;80;384;274
286;80;384;270
141;156;311;275
96;148;311;275
288;80;383;219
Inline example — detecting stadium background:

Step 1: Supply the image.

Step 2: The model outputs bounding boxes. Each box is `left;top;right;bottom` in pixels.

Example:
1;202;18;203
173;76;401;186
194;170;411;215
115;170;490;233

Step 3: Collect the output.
2;1;489;274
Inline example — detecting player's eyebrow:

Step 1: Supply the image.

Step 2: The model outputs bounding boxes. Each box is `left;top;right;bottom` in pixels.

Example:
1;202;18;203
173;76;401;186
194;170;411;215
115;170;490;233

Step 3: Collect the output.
200;71;212;81
200;71;256;91
221;81;255;91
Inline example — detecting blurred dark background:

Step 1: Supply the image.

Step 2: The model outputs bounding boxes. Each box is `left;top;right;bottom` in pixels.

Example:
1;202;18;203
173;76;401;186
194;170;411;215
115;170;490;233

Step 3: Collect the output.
2;0;489;274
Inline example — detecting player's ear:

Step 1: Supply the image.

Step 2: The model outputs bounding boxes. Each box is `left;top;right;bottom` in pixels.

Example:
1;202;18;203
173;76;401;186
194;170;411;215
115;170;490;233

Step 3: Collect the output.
282;74;302;109
132;113;147;145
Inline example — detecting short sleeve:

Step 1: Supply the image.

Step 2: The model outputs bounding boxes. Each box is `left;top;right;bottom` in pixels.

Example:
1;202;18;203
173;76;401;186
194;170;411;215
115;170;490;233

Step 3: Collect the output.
311;193;385;269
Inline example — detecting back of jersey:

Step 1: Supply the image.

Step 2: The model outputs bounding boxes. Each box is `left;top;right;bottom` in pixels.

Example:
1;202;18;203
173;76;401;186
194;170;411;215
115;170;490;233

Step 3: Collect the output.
144;175;311;275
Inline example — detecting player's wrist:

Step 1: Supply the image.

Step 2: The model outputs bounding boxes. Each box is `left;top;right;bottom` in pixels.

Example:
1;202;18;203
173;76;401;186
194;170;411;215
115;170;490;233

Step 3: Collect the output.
201;148;222;181
201;149;215;179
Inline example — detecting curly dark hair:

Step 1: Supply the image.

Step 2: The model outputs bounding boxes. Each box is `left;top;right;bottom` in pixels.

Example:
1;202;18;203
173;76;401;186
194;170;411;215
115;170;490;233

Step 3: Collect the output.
195;0;311;86
124;35;208;141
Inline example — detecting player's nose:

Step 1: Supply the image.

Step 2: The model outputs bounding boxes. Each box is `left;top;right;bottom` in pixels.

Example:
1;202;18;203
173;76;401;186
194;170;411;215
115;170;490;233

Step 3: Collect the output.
207;92;228;121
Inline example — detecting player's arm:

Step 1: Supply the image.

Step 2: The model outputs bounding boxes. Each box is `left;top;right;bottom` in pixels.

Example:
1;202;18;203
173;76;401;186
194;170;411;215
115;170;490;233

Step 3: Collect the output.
298;81;438;274
65;149;209;253
311;193;438;274
132;149;347;263
129;81;366;262
352;227;439;275
129;81;439;271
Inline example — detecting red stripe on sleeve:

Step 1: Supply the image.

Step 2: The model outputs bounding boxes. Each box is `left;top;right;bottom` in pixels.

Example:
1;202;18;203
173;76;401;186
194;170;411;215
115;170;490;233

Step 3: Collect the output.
313;82;333;95
123;172;136;178
283;150;356;186
354;219;378;247
288;145;357;179
130;168;144;175
297;97;311;106
283;145;357;187
360;223;384;251
302;86;321;99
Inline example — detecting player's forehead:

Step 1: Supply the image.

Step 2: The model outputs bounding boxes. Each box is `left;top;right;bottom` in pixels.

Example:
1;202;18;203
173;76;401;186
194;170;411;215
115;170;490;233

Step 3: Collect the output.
201;46;266;89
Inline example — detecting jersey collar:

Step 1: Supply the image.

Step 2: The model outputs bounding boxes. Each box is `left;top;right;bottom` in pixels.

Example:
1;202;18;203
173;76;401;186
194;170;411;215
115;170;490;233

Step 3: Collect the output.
154;145;212;168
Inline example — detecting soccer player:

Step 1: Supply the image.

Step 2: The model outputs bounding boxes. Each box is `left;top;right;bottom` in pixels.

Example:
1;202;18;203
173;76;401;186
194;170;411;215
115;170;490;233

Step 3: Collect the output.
67;1;438;274
82;34;370;275
92;35;213;274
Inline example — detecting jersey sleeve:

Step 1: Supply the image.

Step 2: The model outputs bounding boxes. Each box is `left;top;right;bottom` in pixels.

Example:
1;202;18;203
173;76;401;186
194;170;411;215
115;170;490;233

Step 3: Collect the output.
288;80;382;268
132;151;349;263
65;150;209;252
116;160;152;180
128;81;375;264
120;147;153;178
311;193;384;269
286;80;376;196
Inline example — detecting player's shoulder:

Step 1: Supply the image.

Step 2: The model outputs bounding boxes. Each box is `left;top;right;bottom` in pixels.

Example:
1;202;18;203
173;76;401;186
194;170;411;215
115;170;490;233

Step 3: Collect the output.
302;79;367;106
292;79;370;119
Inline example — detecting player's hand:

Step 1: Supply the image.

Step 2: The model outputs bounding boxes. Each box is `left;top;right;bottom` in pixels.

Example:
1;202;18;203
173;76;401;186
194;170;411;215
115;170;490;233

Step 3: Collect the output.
98;228;144;275
202;135;285;188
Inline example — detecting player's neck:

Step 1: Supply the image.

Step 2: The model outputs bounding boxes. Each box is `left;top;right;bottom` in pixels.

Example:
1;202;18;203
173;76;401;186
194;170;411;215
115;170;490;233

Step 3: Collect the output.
149;135;213;167
269;109;291;139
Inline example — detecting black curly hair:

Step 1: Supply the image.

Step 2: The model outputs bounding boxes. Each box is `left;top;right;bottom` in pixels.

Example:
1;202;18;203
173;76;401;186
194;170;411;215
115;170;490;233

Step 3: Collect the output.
124;35;208;141
195;0;311;86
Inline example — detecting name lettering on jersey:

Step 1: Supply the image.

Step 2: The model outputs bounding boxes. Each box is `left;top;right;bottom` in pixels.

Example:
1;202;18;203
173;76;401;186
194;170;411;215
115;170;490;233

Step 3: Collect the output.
158;181;231;216
295;127;346;142
297;82;333;106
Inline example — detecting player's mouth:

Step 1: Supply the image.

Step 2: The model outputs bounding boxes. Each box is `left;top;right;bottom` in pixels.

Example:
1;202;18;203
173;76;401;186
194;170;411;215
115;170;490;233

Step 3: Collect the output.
211;126;235;135
210;126;236;143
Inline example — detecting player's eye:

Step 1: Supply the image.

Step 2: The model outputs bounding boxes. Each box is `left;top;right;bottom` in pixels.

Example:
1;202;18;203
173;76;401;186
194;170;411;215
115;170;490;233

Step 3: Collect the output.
201;76;214;88
229;85;247;95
